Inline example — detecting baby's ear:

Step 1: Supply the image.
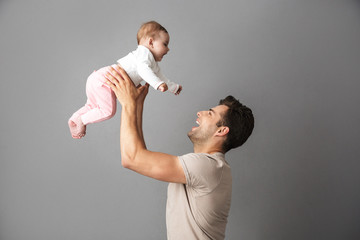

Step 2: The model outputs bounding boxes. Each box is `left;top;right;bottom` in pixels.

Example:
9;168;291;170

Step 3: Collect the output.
148;37;154;47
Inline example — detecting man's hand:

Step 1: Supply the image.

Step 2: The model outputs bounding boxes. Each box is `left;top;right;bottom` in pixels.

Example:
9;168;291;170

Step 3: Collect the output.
105;65;148;106
137;82;150;106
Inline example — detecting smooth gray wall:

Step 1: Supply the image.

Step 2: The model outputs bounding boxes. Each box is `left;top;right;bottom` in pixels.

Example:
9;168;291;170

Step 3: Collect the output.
1;0;360;239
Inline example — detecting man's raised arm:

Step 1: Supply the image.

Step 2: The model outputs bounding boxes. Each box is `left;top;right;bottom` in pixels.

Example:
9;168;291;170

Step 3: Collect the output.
105;65;186;184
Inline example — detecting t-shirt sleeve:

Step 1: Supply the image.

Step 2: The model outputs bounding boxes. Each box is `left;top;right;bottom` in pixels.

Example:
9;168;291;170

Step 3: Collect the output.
179;153;224;194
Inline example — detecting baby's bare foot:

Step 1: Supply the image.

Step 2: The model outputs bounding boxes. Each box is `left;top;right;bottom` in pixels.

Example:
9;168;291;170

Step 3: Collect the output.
68;116;86;139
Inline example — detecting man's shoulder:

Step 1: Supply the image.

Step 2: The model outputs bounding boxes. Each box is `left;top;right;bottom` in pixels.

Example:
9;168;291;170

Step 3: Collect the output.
179;152;229;191
180;152;225;160
179;152;226;169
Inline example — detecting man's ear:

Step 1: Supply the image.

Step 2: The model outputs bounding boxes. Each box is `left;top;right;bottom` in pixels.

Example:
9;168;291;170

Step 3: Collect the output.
215;126;229;137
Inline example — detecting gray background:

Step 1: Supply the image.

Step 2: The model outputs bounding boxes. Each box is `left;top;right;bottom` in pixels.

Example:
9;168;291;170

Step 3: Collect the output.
1;0;360;239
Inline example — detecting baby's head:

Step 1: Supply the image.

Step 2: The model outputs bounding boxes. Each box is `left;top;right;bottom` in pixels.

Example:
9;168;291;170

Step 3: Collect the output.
137;21;170;62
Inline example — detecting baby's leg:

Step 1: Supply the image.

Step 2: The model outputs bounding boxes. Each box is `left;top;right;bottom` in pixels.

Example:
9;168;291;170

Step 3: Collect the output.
80;68;117;125
68;67;116;139
68;115;86;139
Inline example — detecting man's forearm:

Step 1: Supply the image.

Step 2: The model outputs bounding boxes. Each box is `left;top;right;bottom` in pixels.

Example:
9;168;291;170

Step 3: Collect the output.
136;100;146;148
120;103;146;165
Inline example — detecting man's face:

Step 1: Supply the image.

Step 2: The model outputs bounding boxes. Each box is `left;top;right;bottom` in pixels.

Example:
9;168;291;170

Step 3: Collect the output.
188;105;229;144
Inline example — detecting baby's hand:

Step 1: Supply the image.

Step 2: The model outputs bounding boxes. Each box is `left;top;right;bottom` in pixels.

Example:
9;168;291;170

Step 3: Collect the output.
158;83;168;92
175;85;182;95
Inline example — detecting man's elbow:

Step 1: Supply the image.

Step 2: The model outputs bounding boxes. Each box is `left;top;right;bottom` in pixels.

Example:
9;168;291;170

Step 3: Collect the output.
120;148;145;169
121;155;132;169
121;151;139;169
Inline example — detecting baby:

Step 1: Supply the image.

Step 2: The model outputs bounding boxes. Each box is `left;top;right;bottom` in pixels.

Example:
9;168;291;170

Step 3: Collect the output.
68;21;182;139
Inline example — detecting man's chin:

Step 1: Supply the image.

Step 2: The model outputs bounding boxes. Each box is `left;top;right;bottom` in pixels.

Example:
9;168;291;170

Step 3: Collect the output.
188;126;198;136
187;130;198;143
187;133;195;143
187;131;194;139
191;126;199;131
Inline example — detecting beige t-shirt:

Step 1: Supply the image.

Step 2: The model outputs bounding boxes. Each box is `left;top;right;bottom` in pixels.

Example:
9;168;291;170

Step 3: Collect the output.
166;152;232;240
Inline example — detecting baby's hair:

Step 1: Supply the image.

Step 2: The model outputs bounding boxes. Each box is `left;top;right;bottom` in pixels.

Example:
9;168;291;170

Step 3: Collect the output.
137;21;168;44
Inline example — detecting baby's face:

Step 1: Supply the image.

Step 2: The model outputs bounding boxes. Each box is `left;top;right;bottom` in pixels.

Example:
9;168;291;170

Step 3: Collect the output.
150;31;170;62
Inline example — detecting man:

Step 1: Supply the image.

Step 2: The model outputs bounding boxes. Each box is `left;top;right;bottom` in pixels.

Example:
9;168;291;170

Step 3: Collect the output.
105;65;254;239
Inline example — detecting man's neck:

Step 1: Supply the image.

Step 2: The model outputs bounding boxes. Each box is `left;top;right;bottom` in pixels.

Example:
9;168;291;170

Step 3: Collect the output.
193;144;224;155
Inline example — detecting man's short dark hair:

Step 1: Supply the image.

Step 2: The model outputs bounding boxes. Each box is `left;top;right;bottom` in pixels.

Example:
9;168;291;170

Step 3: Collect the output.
217;96;254;153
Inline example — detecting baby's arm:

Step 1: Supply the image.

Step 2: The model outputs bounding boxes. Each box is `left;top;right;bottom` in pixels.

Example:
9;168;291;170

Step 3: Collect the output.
157;69;181;95
137;63;165;91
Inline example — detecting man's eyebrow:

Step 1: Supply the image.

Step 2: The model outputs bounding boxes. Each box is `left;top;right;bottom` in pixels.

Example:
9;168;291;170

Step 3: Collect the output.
209;108;215;113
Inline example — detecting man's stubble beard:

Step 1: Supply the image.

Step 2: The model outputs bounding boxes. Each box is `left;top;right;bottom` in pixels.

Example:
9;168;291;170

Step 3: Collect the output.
187;129;211;146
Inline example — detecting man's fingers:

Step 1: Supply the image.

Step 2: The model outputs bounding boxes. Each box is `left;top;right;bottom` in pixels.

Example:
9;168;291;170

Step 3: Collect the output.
107;65;123;81
108;65;124;80
106;65;127;85
140;83;149;91
104;72;115;84
113;65;137;87
105;72;122;90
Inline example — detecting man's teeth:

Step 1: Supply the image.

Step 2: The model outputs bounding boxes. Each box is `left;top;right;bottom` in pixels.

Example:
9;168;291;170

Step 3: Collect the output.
196;120;200;125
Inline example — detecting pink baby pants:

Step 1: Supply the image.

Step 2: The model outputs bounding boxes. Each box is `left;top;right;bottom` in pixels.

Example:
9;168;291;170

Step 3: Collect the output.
70;66;116;125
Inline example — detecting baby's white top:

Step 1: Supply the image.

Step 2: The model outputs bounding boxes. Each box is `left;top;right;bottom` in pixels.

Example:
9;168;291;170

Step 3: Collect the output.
117;45;179;93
